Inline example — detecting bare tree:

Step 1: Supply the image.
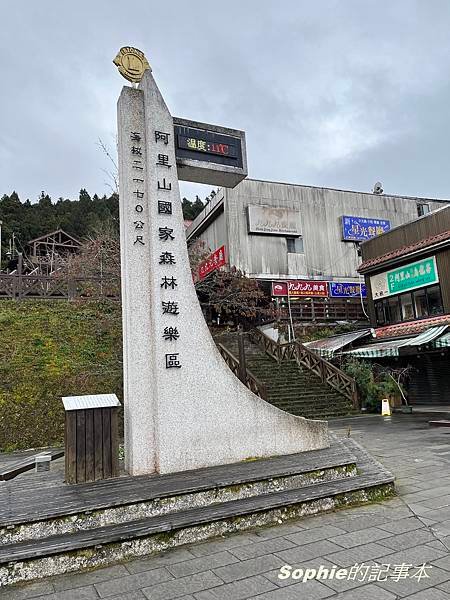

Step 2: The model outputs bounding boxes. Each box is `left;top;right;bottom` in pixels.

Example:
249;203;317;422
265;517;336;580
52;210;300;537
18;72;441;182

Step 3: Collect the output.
377;364;414;406
188;239;273;322
56;218;121;298
97;137;119;195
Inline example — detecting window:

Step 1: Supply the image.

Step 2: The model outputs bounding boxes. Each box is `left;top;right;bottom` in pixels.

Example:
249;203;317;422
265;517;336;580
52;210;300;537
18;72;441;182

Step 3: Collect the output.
427;285;443;315
417;203;430;217
386;296;401;324
413;288;427;318
375;301;385;325
374;284;444;325
400;293;414;321
286;236;304;253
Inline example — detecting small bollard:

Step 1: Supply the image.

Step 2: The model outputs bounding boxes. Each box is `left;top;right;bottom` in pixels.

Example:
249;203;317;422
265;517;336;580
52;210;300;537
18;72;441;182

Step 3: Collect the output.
35;453;51;473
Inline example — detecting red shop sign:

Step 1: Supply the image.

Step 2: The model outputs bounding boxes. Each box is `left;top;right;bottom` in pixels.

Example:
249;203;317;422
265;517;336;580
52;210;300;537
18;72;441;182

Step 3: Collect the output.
198;245;227;280
272;280;329;297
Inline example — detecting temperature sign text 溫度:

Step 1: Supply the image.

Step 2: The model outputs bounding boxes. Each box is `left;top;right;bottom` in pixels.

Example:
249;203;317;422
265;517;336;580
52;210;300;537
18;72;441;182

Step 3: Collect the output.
177;135;238;158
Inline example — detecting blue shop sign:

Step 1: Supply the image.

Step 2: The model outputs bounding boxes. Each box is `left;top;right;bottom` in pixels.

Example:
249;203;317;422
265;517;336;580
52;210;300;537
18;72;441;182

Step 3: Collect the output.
342;216;390;241
330;282;367;298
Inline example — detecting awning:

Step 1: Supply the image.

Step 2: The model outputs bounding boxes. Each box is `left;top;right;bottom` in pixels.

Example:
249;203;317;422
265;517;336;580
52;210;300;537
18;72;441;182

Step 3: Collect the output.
304;329;371;359
344;338;415;358
401;325;448;347
433;332;450;349
344;325;450;358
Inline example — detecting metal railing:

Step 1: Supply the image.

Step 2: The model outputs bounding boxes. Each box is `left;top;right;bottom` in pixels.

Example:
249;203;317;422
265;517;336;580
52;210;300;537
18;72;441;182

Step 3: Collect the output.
249;328;359;409
217;342;268;400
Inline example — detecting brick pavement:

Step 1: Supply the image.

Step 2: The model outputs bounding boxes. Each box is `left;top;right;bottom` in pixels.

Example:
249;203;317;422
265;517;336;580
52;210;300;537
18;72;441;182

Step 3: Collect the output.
4;413;450;599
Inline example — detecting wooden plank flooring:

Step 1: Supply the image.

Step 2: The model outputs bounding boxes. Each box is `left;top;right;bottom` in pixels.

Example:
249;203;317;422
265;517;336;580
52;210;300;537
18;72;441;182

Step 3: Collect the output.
0;450;64;482
0;469;393;564
0;441;355;526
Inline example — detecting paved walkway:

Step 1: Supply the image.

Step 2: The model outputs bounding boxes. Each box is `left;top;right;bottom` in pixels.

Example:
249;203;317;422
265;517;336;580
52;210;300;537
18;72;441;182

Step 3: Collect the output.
4;413;450;600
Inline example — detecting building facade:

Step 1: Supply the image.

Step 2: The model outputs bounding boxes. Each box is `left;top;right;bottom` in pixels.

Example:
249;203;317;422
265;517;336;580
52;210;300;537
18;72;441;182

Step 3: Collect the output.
348;206;450;406
186;179;448;320
359;206;450;328
187;179;447;281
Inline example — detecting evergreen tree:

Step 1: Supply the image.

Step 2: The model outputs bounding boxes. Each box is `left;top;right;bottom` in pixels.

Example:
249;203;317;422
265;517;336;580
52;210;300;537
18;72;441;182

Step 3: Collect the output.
182;196;204;221
0;189;200;268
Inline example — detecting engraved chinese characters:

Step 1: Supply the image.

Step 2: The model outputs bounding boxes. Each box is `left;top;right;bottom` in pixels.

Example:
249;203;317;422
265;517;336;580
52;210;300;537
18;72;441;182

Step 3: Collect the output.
128;124;181;370
154;130;181;370
130;131;146;246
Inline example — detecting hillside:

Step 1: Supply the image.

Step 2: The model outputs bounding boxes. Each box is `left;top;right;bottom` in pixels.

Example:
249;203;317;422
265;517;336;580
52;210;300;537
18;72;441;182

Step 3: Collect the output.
0;300;122;451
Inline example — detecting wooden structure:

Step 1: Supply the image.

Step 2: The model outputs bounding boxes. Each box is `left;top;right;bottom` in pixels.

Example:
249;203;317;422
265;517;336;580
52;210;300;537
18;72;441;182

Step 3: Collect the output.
0;450;64;482
249;328;359;408
0;274;119;300
0;436;394;587
27;229;82;274
277;297;367;322
217;342;267;399
62;394;120;484
355;206;450;406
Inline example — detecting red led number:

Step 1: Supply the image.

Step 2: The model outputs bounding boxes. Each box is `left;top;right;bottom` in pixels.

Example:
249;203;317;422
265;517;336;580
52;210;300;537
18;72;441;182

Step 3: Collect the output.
210;143;229;156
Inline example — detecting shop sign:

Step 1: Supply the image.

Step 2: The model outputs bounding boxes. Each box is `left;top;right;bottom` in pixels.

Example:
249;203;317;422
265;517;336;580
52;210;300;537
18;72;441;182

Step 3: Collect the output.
272;280;328;297
370;256;439;299
198;245;226;280
248;206;301;236
329;282;367;298
388;256;438;294
272;282;288;296
342;216;391;242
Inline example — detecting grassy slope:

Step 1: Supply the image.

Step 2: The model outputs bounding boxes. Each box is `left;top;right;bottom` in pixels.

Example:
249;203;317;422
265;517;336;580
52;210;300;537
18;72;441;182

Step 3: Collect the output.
0;300;122;451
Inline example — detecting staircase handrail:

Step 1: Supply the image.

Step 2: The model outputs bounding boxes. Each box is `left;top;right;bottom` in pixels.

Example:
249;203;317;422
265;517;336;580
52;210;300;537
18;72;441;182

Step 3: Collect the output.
249;328;359;409
217;342;268;400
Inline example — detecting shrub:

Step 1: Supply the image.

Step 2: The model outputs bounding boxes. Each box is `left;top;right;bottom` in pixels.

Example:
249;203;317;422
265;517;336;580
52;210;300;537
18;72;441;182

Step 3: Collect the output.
341;357;405;413
342;357;380;412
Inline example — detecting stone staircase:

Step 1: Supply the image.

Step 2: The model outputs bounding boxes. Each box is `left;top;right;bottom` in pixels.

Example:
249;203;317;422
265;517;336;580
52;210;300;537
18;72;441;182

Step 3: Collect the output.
216;332;356;419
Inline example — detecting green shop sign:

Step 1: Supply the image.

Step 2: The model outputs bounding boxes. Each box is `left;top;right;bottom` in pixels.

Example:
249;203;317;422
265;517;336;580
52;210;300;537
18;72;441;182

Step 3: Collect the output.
387;256;439;295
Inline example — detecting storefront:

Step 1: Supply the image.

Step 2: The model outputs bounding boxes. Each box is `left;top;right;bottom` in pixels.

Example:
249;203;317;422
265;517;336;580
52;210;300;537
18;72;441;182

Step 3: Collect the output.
271;279;367;322
355;206;450;405
359;209;450;327
371;255;444;326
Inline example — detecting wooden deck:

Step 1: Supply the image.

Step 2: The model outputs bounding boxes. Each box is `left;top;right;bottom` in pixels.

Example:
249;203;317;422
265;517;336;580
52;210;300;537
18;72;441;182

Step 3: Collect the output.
0;437;395;584
0;441;355;527
0;470;389;563
0;449;64;481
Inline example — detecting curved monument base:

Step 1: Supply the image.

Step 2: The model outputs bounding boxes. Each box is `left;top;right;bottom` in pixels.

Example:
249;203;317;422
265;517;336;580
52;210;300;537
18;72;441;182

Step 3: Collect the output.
153;331;329;475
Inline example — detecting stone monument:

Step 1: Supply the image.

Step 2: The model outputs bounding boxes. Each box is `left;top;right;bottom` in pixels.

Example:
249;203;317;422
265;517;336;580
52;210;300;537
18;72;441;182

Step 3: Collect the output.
116;48;328;476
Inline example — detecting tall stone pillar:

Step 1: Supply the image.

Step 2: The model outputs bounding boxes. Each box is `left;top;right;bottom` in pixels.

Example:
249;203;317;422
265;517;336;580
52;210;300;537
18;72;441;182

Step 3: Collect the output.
118;70;328;476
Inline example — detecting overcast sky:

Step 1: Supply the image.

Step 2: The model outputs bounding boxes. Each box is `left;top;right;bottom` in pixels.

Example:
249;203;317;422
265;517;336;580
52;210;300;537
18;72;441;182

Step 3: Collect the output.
2;1;450;203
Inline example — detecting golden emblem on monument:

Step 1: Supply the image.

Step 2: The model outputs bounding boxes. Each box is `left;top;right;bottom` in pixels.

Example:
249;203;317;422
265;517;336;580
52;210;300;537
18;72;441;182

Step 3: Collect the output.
113;47;151;83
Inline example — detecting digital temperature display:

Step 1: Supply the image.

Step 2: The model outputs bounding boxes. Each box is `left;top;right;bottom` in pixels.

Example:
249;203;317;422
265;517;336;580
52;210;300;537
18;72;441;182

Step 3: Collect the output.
177;135;238;158
173;119;246;186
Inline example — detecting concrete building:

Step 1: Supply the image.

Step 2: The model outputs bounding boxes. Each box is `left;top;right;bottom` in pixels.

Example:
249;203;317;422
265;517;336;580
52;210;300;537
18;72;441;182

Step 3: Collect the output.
187;178;448;283
307;206;450;406
186;179;448;322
